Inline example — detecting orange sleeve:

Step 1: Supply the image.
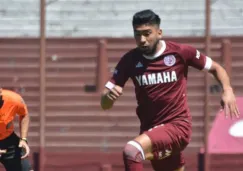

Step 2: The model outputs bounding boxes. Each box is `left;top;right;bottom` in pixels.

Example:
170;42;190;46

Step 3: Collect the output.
2;89;28;116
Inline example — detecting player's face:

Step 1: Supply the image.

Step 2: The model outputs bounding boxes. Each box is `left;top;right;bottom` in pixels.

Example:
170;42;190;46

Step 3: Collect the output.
133;24;162;55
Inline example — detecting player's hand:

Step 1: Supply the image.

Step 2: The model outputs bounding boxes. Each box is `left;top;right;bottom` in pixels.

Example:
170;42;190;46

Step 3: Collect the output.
221;88;240;119
19;139;30;159
106;86;123;101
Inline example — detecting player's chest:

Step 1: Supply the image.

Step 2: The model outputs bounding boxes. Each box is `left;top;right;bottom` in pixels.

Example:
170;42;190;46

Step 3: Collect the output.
131;54;184;75
0;104;17;121
130;54;185;86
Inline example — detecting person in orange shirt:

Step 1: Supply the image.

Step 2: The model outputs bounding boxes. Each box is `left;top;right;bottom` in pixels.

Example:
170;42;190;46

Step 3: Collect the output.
0;88;32;171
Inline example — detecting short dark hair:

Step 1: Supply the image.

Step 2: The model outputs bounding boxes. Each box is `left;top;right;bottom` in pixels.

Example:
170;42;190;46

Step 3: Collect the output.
132;9;161;26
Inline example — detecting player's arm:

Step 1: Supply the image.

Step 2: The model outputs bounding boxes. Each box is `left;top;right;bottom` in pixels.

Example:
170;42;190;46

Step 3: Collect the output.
100;54;131;110
182;44;239;118
101;85;123;110
17;99;30;139
19;113;30;139
208;61;231;92
208;61;240;118
17;97;31;158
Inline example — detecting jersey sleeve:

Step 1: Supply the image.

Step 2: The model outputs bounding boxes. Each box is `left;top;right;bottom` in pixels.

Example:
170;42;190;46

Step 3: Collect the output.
17;97;28;117
105;55;131;90
181;44;212;70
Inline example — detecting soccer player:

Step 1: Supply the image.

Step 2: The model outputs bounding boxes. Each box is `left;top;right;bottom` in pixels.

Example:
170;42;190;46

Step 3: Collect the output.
0;88;32;171
100;9;240;171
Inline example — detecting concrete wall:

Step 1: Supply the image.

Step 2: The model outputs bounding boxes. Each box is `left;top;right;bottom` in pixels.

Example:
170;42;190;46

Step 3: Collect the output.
0;0;243;37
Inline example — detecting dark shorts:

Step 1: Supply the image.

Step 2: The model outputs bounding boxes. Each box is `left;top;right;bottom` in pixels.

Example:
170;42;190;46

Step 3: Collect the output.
0;132;32;171
143;120;192;171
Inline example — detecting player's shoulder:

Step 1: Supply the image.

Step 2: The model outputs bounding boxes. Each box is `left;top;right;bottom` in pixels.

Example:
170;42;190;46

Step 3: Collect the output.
123;48;140;58
165;40;193;53
2;89;24;104
119;48;141;63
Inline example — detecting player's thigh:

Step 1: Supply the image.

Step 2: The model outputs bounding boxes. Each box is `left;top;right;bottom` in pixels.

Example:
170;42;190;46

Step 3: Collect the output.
145;122;190;159
133;122;191;159
132;125;175;160
1;144;22;171
175;166;185;171
133;133;153;160
2;158;22;171
2;158;33;171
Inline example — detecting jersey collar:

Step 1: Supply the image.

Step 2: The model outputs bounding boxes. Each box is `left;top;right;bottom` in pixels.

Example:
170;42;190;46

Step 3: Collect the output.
143;40;166;60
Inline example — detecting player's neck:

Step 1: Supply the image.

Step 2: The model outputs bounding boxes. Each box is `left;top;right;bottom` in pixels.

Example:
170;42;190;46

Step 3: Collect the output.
143;40;166;60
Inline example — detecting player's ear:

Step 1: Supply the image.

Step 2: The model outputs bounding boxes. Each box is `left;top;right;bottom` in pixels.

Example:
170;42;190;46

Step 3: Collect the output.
158;29;162;39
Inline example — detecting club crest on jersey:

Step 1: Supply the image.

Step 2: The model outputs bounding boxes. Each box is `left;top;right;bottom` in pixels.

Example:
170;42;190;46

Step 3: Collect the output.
164;55;176;66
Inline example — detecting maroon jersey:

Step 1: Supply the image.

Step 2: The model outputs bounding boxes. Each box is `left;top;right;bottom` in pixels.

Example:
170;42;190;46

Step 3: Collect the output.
106;41;212;132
